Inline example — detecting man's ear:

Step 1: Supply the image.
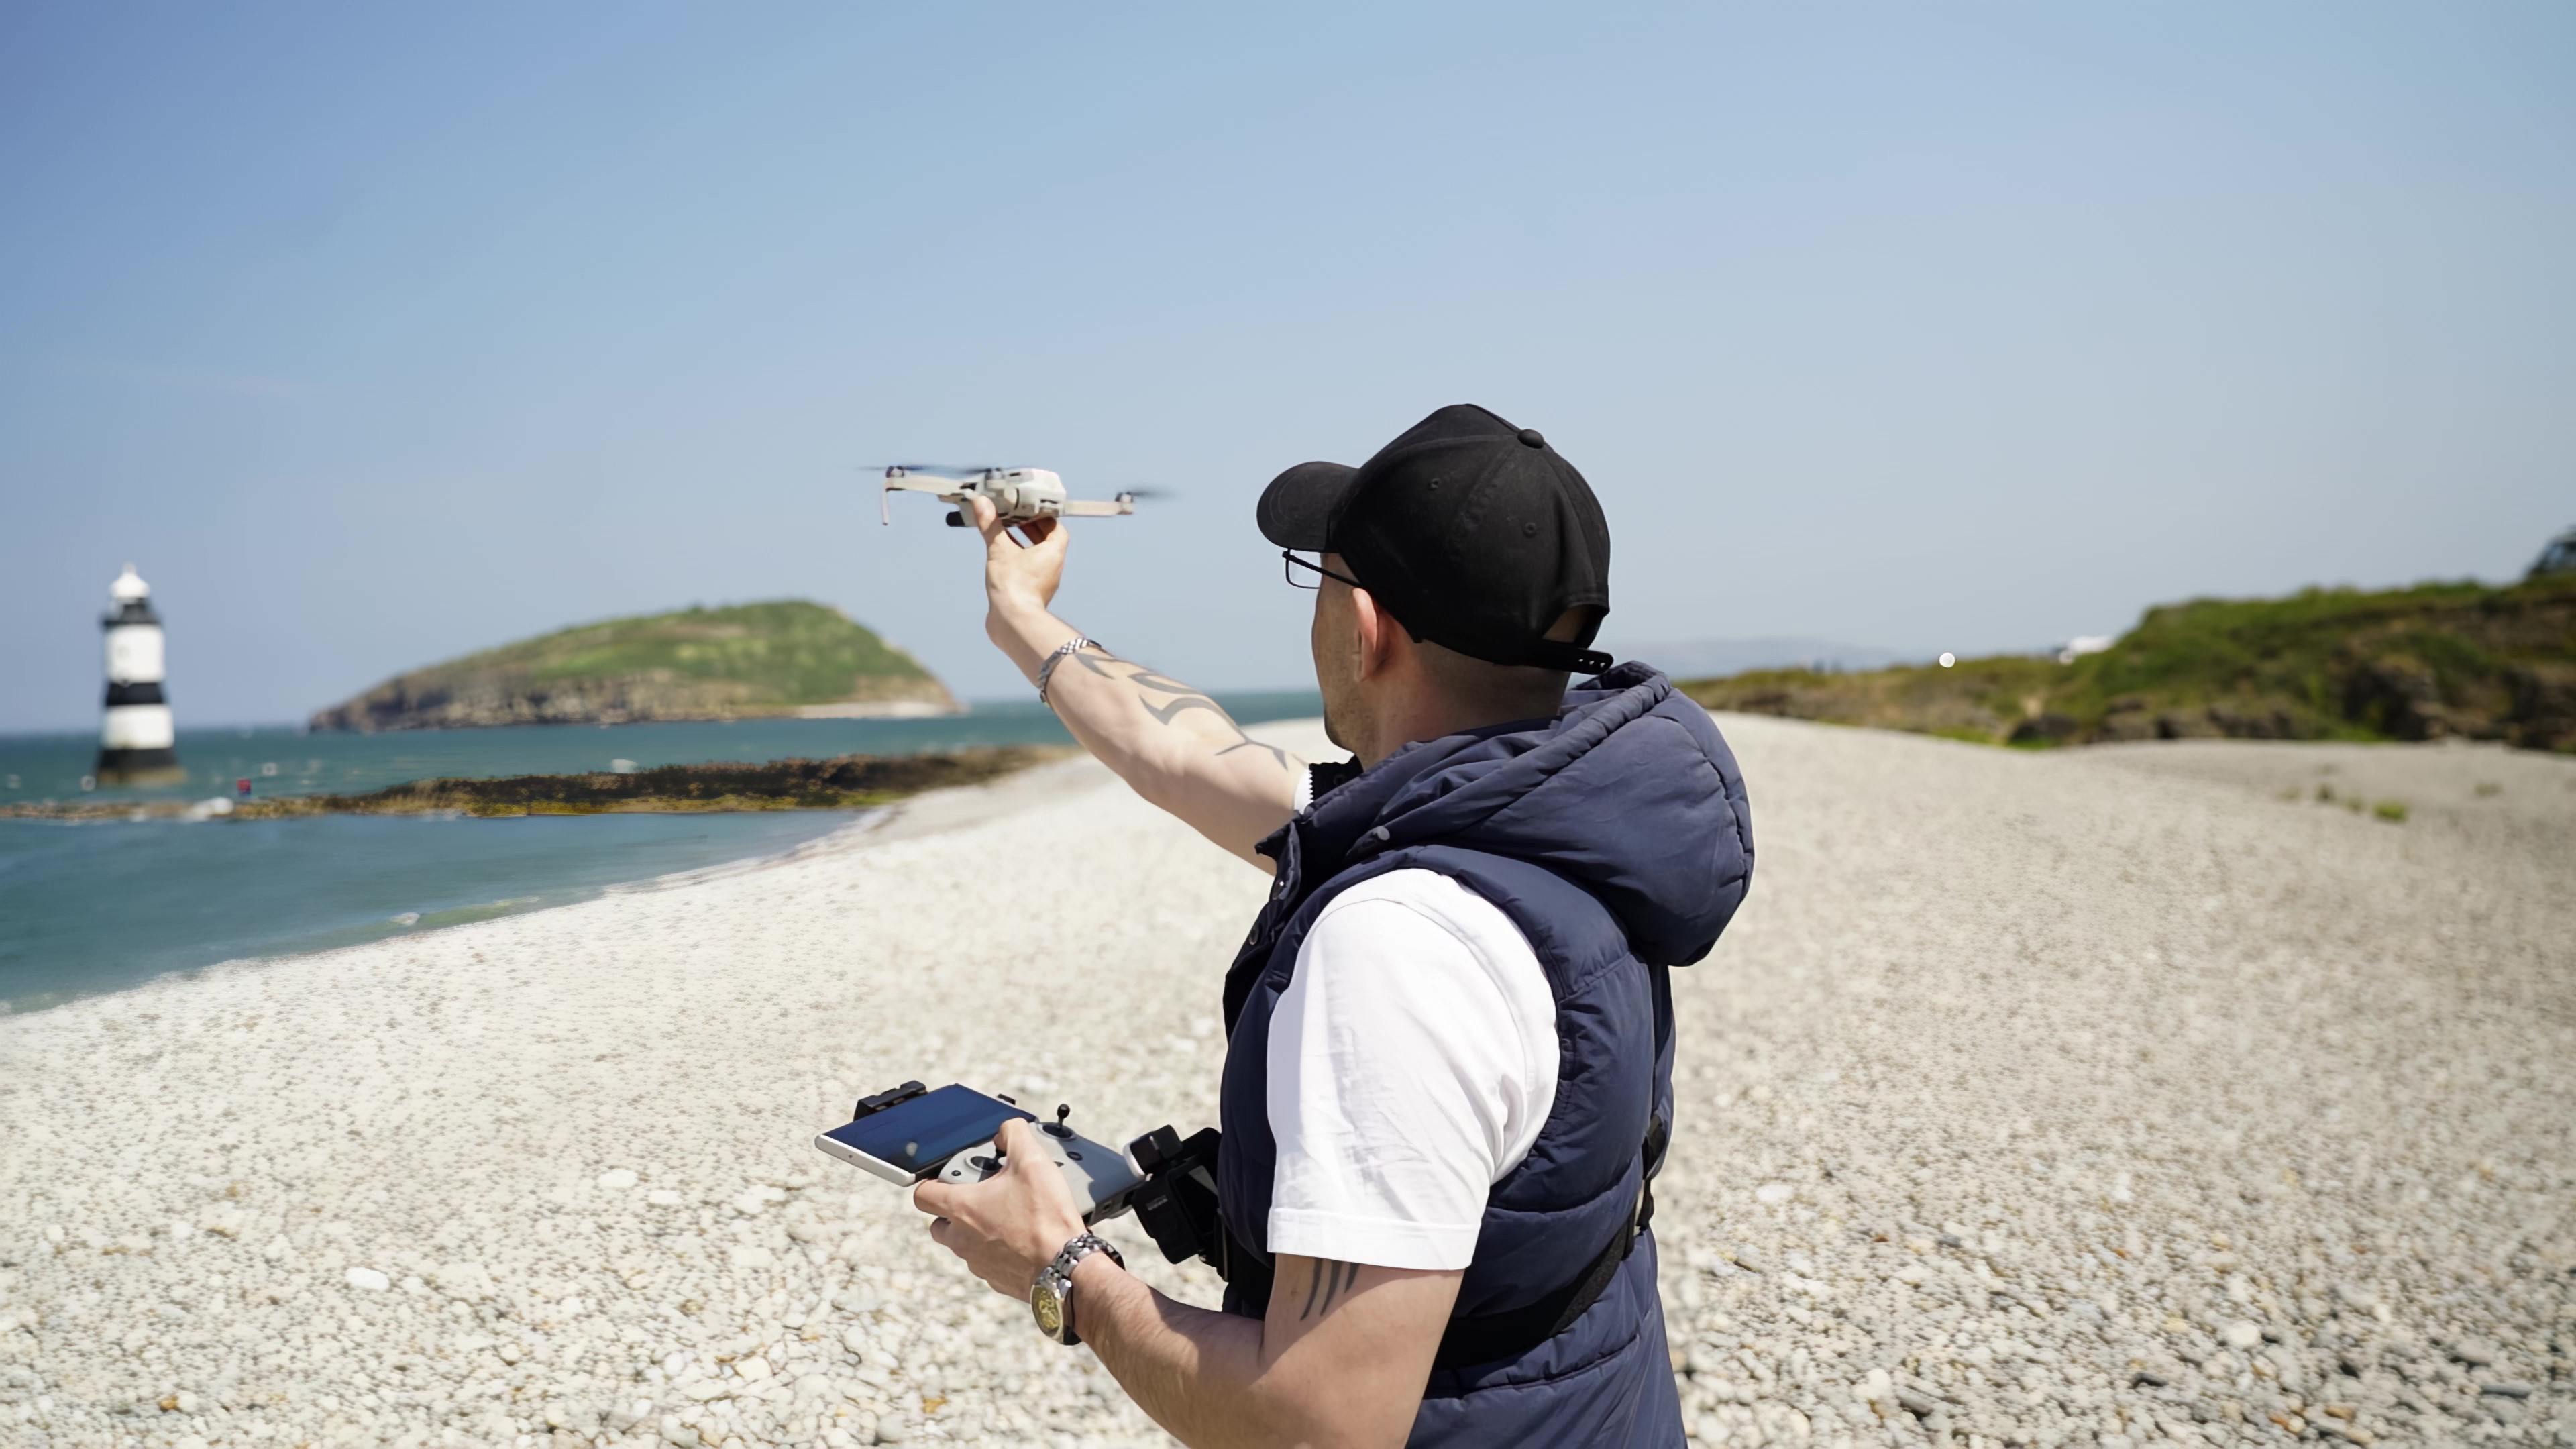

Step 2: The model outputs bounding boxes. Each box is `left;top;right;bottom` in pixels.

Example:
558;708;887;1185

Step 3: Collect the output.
1348;587;1401;682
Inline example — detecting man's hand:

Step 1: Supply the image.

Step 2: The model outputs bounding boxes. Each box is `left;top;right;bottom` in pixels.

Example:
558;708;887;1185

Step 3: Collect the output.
969;495;1070;626
914;1120;1459;1449
914;1118;1089;1299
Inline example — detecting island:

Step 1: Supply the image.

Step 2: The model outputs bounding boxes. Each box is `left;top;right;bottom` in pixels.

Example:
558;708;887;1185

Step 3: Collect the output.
309;600;958;731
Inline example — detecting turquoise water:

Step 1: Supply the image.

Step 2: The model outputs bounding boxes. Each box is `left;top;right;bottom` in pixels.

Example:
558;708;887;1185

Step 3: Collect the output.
0;810;856;1014
0;691;1320;1014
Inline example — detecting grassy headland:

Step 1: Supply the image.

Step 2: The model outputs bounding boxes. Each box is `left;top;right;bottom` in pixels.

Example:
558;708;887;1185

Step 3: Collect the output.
0;747;1062;822
310;601;957;731
1680;572;2576;751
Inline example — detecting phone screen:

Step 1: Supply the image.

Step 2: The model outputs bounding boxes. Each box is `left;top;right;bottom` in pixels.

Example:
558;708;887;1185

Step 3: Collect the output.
820;1085;1035;1179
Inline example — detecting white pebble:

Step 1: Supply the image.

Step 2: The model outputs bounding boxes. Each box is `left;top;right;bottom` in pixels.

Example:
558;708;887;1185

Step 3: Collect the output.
345;1267;391;1292
433;1261;494;1299
597;1167;641;1191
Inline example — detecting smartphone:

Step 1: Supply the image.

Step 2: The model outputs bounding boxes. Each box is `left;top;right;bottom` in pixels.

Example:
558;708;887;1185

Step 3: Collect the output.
814;1084;1036;1185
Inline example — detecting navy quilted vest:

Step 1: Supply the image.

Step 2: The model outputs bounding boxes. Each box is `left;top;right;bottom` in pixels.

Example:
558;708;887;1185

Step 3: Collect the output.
1215;665;1754;1448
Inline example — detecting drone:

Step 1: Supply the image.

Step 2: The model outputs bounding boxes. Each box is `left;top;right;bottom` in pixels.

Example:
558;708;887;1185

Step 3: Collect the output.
876;465;1150;527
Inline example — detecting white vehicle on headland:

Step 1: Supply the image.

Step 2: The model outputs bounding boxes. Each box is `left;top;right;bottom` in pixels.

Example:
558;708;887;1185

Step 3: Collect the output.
2057;634;2117;665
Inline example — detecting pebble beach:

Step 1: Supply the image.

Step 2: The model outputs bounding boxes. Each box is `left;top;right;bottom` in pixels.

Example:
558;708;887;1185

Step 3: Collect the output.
3;714;2570;1448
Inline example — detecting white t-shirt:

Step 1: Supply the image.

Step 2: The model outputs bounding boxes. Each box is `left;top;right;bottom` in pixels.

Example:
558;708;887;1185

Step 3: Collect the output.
1265;867;1560;1271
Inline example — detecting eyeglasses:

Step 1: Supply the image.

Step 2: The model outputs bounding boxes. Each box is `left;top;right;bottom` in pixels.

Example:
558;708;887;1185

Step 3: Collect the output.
1282;551;1362;591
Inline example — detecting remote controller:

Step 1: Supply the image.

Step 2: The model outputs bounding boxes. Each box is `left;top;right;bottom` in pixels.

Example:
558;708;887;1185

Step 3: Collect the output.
939;1104;1144;1224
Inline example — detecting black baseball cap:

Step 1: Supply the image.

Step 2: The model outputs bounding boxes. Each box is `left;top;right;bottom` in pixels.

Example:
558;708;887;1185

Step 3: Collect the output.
1257;404;1613;674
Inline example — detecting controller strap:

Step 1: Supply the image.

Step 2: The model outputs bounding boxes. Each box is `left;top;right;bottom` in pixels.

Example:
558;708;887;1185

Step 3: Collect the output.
1207;1109;1670;1370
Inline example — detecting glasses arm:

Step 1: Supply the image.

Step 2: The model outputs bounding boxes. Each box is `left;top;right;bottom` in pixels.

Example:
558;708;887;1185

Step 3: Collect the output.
1281;551;1362;590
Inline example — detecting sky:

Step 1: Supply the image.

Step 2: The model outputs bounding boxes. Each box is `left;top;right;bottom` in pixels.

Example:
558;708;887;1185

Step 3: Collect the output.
2;3;2570;730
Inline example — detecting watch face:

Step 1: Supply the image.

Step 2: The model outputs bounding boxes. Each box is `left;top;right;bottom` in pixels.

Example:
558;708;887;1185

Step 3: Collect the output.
1031;1277;1067;1338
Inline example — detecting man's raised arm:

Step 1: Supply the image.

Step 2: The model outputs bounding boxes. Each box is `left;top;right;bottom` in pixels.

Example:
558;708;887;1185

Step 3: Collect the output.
966;496;1303;868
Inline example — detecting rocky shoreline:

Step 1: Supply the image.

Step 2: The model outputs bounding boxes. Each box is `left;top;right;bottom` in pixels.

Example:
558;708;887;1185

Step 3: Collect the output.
305;676;963;733
0;747;1062;822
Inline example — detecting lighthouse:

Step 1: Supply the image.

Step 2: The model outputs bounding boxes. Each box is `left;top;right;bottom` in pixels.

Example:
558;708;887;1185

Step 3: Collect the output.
97;564;184;785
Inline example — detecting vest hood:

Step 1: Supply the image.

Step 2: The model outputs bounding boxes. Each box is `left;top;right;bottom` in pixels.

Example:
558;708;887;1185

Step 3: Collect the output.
1283;662;1753;968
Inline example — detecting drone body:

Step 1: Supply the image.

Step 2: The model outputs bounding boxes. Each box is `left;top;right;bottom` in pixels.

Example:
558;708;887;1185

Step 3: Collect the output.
879;466;1138;526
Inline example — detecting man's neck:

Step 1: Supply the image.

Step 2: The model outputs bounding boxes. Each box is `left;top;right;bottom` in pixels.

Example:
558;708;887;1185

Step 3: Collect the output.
1354;690;1538;769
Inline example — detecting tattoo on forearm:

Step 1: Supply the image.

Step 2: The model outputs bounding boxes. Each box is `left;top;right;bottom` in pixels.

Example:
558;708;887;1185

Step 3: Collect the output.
1142;693;1229;727
1214;734;1293;769
1063;651;1294;771
1118;669;1202;697
1298;1260;1358;1320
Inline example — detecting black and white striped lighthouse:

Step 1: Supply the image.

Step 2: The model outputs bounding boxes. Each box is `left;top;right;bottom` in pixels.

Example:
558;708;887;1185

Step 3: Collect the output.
97;564;183;785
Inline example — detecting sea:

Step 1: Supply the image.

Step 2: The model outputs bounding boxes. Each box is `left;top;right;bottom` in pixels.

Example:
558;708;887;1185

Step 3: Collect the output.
0;692;1320;1015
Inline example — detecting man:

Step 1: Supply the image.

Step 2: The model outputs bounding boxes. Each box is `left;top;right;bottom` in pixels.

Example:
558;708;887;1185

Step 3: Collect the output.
914;404;1754;1447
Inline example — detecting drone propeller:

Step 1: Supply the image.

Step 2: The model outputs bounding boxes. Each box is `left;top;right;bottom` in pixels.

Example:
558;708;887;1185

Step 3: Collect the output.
1113;487;1174;500
874;463;1002;477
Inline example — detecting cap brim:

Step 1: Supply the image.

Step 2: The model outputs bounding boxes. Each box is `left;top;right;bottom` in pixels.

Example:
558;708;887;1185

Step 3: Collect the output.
1256;462;1360;551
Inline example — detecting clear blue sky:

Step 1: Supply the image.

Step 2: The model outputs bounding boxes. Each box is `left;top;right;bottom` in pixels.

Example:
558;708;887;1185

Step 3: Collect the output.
3;3;2569;729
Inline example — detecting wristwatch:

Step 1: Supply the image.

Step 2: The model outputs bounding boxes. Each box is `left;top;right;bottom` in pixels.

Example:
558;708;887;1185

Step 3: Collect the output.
1030;1231;1125;1345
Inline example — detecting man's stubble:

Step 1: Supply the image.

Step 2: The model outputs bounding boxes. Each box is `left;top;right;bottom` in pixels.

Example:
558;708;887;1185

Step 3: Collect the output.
1311;580;1367;759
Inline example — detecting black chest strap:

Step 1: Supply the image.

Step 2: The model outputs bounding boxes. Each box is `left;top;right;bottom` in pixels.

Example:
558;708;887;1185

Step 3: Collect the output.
1431;1108;1666;1369
1217;1110;1668;1371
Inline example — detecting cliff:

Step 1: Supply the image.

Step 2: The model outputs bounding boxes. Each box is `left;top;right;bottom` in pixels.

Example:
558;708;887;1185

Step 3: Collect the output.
1678;572;2576;751
310;601;959;732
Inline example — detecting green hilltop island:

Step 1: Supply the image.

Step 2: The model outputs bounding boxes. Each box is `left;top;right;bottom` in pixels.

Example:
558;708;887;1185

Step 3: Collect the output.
309;600;959;732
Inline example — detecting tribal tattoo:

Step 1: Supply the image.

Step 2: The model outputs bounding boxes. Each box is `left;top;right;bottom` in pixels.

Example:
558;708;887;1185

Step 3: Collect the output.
1066;653;1294;771
1298;1259;1359;1321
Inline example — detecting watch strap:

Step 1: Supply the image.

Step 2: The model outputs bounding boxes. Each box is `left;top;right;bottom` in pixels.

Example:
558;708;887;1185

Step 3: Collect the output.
1031;1231;1124;1346
1035;637;1106;709
1050;1230;1125;1282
